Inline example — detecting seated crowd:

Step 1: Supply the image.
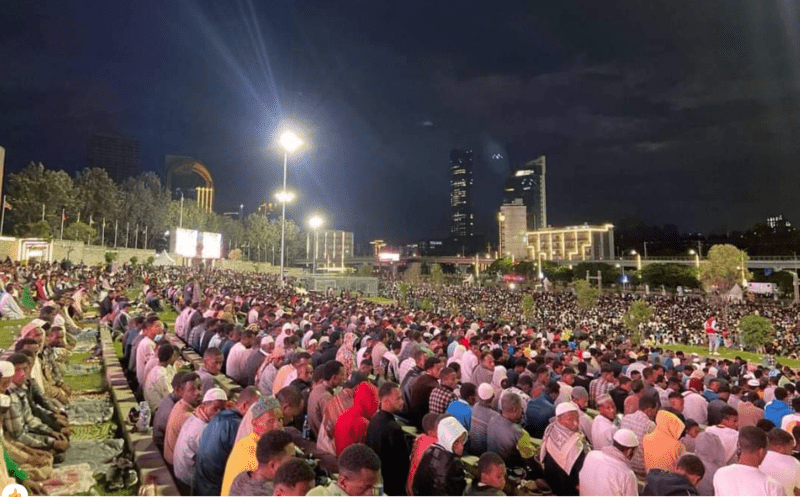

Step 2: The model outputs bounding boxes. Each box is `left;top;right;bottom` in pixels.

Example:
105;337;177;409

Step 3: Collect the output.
4;260;800;496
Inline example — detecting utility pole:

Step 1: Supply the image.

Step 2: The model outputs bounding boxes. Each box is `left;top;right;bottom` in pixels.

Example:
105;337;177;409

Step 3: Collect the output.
643;242;648;259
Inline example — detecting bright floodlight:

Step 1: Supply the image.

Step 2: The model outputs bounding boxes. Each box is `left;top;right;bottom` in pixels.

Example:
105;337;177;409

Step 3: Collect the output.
279;131;303;153
689;249;696;255
275;191;295;203
308;215;324;230
630;250;638;255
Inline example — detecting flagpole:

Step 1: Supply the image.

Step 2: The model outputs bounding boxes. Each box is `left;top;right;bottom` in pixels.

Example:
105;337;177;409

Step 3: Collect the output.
126;222;130;248
1;196;6;236
101;218;105;246
114;220;118;248
134;224;138;249
60;209;64;240
143;226;147;250
77;212;80;224
41;204;45;222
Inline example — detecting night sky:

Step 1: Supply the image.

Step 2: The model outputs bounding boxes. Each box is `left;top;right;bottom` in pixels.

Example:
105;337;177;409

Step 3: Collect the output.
3;1;800;246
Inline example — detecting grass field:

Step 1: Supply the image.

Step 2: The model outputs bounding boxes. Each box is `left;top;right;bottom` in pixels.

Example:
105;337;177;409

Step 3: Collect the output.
363;296;395;305
661;343;800;368
158;308;178;327
0;318;29;349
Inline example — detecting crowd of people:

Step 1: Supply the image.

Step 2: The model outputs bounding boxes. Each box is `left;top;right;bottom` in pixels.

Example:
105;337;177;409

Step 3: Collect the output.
4;260;800;495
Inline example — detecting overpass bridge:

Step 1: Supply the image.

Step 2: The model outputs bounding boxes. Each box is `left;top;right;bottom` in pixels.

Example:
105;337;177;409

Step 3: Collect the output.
294;255;800;272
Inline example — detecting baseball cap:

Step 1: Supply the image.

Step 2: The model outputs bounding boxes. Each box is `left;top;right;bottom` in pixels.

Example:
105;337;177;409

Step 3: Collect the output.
613;428;639;448
203;388;227;403
477;383;494;401
748;379;760;387
555;402;579;417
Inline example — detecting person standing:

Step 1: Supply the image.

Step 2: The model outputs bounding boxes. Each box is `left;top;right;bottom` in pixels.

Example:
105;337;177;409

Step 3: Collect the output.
705;314;720;356
366;382;410;496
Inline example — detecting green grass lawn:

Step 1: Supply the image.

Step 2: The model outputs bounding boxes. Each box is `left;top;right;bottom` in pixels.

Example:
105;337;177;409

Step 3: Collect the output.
158;308;178;326
661;343;800;368
113;340;123;360
63;372;105;391
0;318;29;349
363;296;395;305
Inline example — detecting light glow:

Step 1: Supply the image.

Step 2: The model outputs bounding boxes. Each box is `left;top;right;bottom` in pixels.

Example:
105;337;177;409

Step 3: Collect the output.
279;131;303;153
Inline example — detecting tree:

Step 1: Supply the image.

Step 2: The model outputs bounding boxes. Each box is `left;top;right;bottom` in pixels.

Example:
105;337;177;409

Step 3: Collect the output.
75;167;121;224
421;297;433;312
105;252;118;263
7;162;80;235
522;294;536;322
118;172;171;244
738;314;775;350
129;256;138;266
397;283;409;305
623;300;654;344
699;244;752;328
430;263;444;287
23;220;52;239
574;279;599;310
357;264;373;277
487;257;514;275
404;263;422;285
640;263;699;288
63;222;96;243
573;262;620;287
228;248;243;261
699;244;751;292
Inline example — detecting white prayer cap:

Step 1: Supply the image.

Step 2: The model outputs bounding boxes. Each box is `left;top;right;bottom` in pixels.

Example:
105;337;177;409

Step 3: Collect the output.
555;401;579;417
203;388;227;403
613;428;639;448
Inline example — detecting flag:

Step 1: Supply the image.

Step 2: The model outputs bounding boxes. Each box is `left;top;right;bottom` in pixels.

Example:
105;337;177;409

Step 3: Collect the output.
89;214;94;226
61;211;66;222
3;199;11;211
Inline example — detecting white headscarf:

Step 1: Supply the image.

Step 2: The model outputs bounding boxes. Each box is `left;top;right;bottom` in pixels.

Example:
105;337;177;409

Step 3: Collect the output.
437;416;468;453
448;345;466;366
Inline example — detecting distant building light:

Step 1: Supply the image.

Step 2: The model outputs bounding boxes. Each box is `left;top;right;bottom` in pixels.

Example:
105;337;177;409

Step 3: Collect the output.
515;169;535;177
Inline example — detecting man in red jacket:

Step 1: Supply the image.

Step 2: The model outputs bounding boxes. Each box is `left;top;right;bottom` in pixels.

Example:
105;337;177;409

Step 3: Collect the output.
334;382;378;455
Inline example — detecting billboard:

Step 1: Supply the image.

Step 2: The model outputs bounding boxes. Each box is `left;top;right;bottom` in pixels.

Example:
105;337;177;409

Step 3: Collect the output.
172;227;222;259
378;253;400;262
201;231;222;259
747;282;775;294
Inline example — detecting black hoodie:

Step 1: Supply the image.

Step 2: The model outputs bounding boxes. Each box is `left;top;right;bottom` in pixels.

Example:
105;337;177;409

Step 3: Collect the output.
641;469;699;496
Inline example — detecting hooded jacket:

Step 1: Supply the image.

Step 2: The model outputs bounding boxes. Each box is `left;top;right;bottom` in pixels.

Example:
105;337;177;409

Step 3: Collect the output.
412;417;468;496
643;410;686;473
334;382;379;455
641;469;699;496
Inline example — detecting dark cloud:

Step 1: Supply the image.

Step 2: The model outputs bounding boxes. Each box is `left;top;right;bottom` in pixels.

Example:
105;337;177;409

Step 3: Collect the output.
1;0;800;245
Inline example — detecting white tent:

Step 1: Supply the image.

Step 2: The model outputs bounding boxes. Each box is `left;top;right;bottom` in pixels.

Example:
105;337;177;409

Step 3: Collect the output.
727;283;743;302
152;251;176;267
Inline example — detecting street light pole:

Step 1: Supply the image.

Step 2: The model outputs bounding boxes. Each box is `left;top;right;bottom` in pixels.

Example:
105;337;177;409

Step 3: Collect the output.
280;151;287;285
308;215;323;275
277;130;303;286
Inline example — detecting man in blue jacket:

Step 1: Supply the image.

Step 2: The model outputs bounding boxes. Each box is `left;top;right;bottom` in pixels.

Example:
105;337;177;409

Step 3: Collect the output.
194;386;259;495
765;387;792;428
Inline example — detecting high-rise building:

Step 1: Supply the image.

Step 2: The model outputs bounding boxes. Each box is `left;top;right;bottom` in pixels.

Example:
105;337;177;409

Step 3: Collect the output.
767;215;793;232
504;155;547;230
87;134;140;183
499;199;528;260
449;149;474;237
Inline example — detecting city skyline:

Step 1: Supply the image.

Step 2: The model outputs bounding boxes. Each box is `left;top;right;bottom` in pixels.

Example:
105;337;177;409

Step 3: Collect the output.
2;1;800;245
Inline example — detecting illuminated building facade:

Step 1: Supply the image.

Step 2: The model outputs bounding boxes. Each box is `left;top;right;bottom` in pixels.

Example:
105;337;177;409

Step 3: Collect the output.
504;155;546;230
314;230;354;270
165;155;214;213
450;149;474;237
528;224;615;262
499;199;528;260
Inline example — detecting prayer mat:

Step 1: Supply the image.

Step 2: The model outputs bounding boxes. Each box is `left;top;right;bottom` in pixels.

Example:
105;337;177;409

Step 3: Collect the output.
66;398;114;425
56;440;125;475
70;422;117;441
43;463;96;496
